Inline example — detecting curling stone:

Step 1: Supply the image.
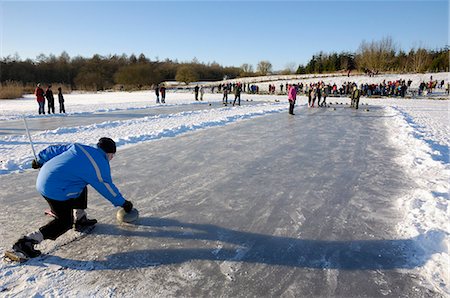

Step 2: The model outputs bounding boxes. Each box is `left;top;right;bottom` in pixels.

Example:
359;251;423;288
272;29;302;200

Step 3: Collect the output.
117;207;139;223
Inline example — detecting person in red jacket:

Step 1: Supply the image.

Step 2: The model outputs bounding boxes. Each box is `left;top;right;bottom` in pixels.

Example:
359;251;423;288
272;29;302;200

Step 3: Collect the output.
35;83;45;115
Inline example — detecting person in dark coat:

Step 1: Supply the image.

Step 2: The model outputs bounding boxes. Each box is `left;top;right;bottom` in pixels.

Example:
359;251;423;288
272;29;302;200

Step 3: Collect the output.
316;85;322;107
194;85;199;101
155;84;160;104
58;87;65;113
45;85;55;114
308;88;314;108
233;83;242;106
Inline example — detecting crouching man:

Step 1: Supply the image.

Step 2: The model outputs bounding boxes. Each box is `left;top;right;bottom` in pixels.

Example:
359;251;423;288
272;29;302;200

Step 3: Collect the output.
11;137;134;258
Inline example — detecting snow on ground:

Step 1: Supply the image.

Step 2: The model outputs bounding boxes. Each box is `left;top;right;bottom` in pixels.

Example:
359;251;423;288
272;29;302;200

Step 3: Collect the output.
379;102;449;293
0;72;449;295
0;99;286;174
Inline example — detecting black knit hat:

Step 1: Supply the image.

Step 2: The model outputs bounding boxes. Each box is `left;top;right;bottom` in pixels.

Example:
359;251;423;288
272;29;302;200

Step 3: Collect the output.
97;137;116;153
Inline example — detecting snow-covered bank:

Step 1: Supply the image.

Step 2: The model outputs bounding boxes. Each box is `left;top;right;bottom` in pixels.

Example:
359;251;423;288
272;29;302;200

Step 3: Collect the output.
383;104;449;295
0;102;286;174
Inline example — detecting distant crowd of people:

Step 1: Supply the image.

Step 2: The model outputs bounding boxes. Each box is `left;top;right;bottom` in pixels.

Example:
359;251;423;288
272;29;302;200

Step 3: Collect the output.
272;78;447;98
216;82;258;95
35;76;448;115
188;82;244;106
283;82;361;111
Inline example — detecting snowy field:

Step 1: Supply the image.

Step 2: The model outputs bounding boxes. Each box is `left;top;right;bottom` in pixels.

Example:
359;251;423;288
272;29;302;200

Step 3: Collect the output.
0;72;449;297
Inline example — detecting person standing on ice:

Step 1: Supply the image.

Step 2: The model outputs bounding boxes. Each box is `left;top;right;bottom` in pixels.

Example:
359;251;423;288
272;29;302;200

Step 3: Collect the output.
160;84;166;103
57;87;65;113
155;84;160;104
10;137;134;259
199;85;204;101
45;84;55;114
35;83;45;115
222;84;229;104
288;84;297;115
307;86;314;107
350;85;361;109
194;85;199;101
320;86;328;107
316;83;322;107
233;82;242;106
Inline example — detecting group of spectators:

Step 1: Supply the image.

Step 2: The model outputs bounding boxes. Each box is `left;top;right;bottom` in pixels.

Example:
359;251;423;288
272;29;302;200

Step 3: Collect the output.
286;81;361;114
34;83;65;115
189;82;244;106
418;79;447;95
268;78;447;98
358;80;409;97
216;83;259;94
219;82;243;106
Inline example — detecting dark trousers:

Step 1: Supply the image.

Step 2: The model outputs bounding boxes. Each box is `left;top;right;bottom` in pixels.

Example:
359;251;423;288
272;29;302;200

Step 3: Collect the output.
47;100;55;114
289;101;295;114
39;187;87;240
233;94;241;106
59;102;65;113
354;97;360;109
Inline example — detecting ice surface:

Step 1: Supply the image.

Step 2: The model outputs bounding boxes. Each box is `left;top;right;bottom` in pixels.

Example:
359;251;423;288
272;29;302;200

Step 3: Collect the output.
0;73;448;296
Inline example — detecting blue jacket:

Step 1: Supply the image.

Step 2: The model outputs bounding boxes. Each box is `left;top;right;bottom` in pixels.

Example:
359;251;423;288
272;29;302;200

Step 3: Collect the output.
36;143;126;207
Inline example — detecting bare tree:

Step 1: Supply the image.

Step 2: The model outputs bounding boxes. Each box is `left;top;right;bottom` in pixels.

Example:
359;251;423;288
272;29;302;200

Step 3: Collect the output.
409;47;432;73
356;36;397;73
241;63;254;73
257;60;272;76
282;62;297;74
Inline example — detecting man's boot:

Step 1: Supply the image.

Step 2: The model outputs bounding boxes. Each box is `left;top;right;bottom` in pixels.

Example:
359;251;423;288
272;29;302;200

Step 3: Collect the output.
74;209;97;231
12;237;42;258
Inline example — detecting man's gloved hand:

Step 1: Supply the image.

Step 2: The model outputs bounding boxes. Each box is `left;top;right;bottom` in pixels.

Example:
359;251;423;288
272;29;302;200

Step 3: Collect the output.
31;159;42;169
122;200;133;213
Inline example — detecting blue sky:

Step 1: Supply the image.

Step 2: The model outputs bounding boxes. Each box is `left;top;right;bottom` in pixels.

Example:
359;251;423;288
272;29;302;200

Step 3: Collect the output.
1;1;448;70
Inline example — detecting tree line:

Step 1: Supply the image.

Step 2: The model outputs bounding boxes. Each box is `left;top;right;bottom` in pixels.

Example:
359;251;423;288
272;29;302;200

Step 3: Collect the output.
297;37;449;75
1;37;448;91
0;53;243;91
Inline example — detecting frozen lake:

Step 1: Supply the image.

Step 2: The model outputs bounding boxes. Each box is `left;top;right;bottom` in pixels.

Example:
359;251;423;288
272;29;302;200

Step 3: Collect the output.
0;102;443;297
